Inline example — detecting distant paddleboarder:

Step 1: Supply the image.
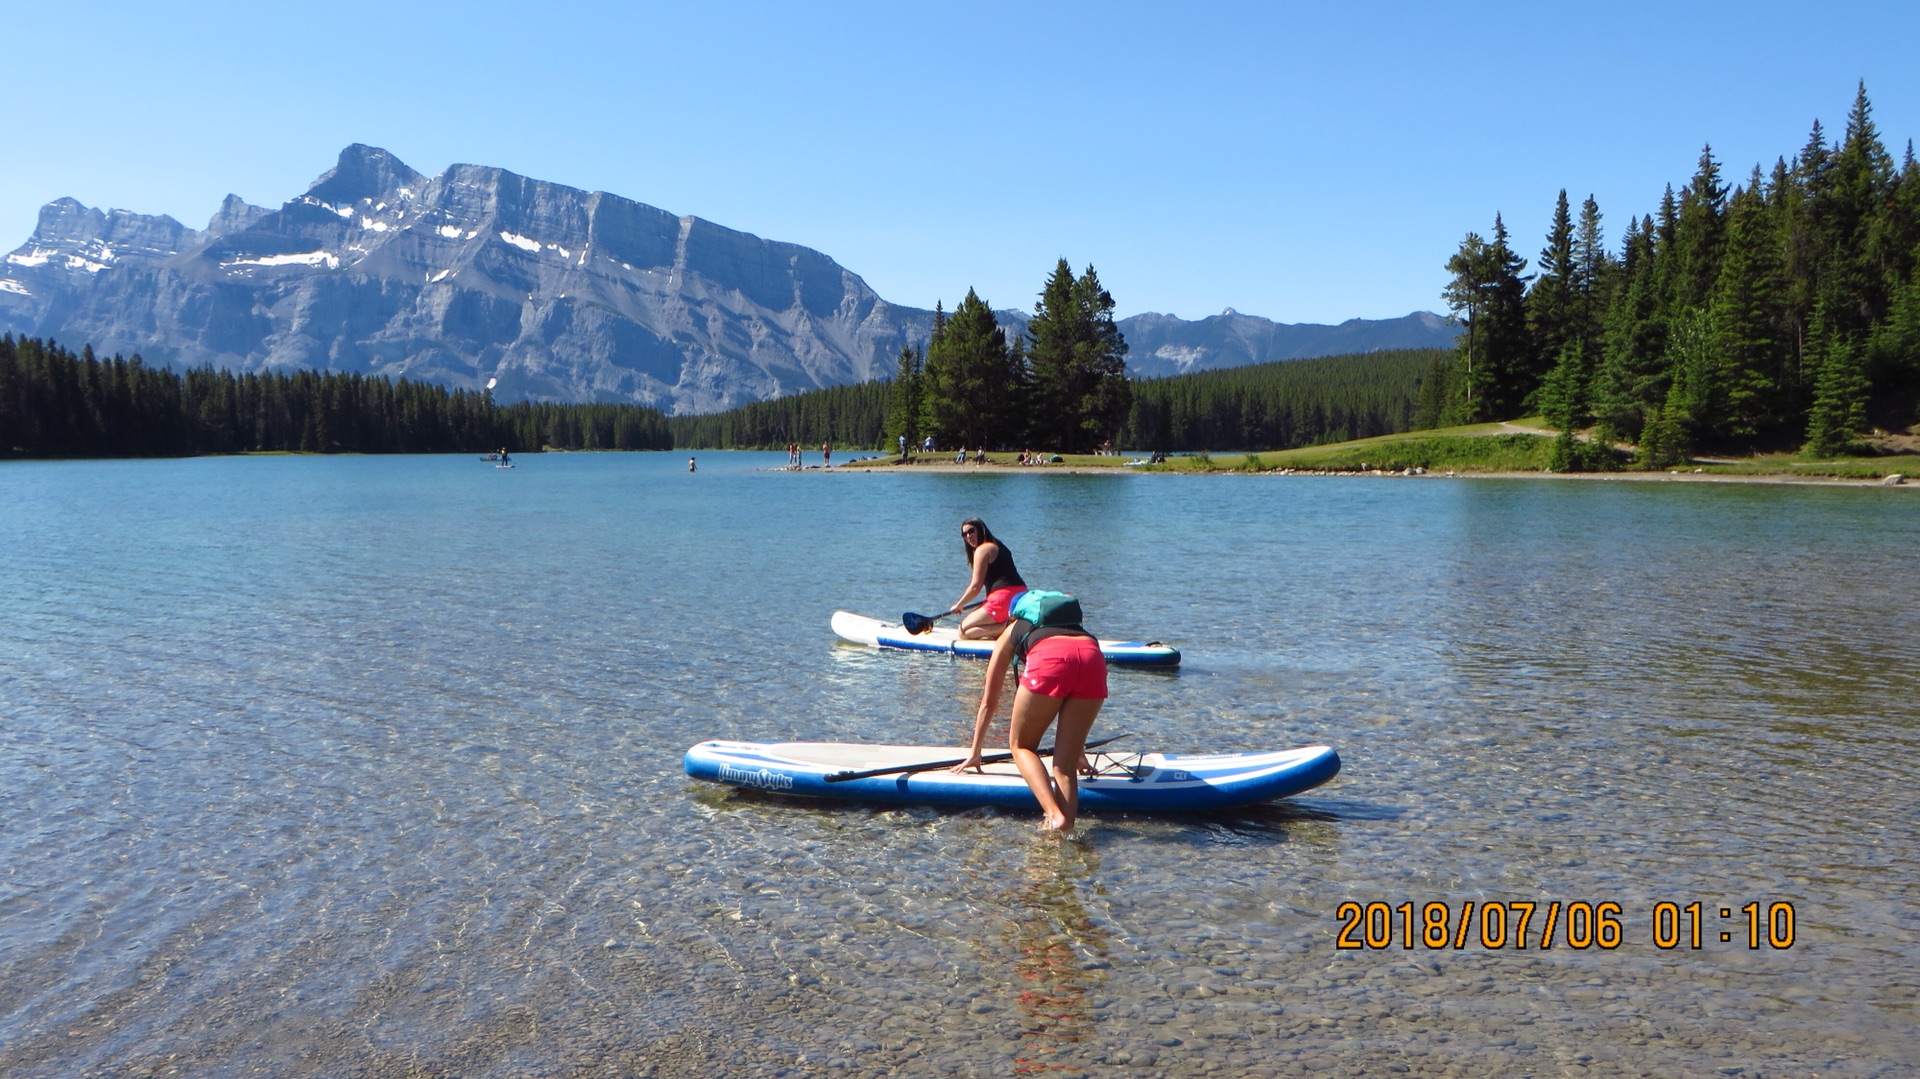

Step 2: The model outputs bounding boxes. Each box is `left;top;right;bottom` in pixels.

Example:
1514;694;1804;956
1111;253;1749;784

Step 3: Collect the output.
688;455;696;473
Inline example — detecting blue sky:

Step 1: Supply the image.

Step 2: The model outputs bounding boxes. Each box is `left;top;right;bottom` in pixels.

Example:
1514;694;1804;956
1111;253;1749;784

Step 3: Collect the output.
4;1;1916;325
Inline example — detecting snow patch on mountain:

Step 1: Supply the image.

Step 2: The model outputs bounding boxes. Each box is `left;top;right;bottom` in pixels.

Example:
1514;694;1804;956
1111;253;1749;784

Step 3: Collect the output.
223;251;341;270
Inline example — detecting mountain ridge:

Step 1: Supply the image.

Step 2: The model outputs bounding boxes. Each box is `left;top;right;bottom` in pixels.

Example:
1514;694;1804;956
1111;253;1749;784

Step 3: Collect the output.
0;145;1457;413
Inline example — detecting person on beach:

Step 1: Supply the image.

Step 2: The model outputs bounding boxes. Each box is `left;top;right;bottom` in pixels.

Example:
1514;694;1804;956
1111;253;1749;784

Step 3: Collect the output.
950;594;1106;831
822;439;832;467
954;518;1027;640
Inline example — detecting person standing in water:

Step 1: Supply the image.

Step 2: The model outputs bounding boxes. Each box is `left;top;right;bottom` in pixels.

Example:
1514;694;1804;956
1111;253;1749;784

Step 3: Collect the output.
688;455;696;472
953;518;1027;640
950;592;1105;831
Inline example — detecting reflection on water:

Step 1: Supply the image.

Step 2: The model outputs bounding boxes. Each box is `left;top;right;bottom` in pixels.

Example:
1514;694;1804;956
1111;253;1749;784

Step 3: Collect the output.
1;454;1916;1076
1002;839;1108;1075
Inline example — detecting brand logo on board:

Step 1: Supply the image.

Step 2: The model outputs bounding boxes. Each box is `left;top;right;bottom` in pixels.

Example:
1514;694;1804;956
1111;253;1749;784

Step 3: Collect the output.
718;763;795;790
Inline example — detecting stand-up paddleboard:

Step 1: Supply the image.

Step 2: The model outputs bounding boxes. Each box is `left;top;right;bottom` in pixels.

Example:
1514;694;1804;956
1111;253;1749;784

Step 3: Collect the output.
685;740;1338;812
830;610;1181;667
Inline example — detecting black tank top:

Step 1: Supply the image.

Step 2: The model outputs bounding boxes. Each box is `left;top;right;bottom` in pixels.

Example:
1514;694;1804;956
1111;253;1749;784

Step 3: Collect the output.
983;542;1026;594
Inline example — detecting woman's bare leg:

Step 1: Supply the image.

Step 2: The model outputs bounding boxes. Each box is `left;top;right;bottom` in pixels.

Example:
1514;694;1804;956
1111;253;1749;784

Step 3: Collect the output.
1008;687;1070;829
1045;698;1101;830
957;608;1010;640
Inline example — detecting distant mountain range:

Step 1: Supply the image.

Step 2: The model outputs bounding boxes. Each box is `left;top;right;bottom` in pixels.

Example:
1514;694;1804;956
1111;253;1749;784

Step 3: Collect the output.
0;145;1458;413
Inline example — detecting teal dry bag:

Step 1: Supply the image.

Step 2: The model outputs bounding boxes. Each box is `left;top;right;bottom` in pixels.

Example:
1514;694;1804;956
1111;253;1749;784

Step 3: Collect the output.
1009;590;1085;665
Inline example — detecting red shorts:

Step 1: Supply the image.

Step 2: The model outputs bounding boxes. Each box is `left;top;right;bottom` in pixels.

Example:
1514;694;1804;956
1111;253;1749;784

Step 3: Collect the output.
984;586;1026;622
1020;635;1108;700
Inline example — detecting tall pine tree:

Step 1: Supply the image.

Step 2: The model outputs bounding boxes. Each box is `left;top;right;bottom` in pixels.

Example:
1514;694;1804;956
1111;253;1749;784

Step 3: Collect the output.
1442;214;1533;420
1706;169;1792;443
884;344;923;451
921;290;1018;450
1528;191;1579;389
1023;259;1132;452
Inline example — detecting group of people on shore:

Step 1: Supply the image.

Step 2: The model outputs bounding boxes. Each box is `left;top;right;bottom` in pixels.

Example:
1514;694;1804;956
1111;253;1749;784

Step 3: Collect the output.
943;517;1105;832
785;441;833;468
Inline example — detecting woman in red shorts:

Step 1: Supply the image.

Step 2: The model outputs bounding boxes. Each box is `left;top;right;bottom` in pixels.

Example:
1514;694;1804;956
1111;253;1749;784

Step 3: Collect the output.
951;601;1106;831
953;518;1028;639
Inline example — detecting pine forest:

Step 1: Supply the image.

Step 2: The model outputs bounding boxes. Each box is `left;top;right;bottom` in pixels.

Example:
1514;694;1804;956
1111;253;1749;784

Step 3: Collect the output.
1438;82;1920;467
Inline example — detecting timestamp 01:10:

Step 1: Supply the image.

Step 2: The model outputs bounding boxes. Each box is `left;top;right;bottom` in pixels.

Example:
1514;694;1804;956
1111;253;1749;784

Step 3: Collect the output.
1334;900;1797;951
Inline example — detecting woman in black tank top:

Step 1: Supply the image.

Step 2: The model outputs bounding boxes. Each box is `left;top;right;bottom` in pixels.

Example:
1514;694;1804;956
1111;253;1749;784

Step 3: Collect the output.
954;517;1028;639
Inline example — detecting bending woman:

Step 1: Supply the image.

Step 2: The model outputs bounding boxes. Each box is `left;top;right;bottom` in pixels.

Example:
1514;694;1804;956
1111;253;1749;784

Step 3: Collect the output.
950;601;1106;831
954;518;1027;639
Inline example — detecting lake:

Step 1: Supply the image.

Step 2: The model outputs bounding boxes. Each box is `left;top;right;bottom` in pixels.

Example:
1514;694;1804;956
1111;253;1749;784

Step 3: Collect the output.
1;452;1916;1077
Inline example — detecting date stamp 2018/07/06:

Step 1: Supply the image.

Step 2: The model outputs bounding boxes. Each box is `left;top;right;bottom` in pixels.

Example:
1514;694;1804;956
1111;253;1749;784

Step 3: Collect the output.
1334;900;1797;951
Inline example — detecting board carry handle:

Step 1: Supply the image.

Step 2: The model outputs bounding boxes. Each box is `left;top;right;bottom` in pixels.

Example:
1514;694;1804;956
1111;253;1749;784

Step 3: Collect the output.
824;733;1129;783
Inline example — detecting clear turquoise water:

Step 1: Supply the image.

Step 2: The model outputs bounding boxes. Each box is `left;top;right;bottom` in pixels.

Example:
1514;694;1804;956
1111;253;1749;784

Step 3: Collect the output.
1;453;1916;1076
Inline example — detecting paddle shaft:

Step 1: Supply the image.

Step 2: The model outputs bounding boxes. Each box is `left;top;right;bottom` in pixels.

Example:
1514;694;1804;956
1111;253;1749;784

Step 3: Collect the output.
824;733;1128;783
901;598;983;634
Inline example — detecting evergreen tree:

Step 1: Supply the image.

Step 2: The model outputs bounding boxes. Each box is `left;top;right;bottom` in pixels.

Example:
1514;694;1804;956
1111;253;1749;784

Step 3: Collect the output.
921;289;1017;450
1441;229;1490;420
1539;339;1594;470
1592;215;1668;442
1803;304;1871;456
1410;353;1452;431
1571;194;1613;360
1635;389;1687;470
1442;214;1534;420
1661;306;1716;446
1706;171;1792;443
1528;191;1579;392
1023;260;1131;452
1863;264;1920;430
883;344;923;451
1669;146;1730;312
1823;81;1897;336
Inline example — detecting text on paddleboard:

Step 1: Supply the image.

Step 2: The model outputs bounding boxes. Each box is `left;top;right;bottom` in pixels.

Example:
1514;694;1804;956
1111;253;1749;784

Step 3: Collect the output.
716;763;795;790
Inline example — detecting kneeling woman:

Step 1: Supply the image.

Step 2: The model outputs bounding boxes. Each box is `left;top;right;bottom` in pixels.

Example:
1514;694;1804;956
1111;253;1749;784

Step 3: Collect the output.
951;596;1106;831
953;517;1027;640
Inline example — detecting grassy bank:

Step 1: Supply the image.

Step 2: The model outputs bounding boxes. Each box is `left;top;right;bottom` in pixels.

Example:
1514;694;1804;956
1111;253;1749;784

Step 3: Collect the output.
856;420;1915;479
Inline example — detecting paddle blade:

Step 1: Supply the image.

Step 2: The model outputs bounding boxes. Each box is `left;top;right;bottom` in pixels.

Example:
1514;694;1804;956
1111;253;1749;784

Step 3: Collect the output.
901;612;933;634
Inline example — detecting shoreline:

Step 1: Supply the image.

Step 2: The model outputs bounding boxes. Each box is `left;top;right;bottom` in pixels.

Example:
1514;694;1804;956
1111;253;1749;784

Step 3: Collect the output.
825;458;1914;488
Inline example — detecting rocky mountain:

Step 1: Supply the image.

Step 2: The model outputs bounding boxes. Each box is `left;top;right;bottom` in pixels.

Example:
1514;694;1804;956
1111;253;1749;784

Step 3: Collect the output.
1118;308;1458;378
0;146;1457;412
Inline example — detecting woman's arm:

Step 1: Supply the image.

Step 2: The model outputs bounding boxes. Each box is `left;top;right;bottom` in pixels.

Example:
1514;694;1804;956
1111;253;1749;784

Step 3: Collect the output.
952;629;1017;772
955;541;997;612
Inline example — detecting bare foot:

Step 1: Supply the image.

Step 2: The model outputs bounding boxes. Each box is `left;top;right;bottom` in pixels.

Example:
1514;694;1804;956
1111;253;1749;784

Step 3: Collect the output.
1040;812;1071;831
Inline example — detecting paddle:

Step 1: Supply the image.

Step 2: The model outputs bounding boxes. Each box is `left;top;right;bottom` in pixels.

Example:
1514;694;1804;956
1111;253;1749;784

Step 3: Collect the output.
824;733;1129;783
901;599;983;635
